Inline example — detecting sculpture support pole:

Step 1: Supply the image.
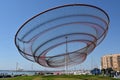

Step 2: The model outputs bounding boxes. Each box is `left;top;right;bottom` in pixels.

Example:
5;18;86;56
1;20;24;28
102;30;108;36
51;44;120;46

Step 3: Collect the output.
65;36;68;74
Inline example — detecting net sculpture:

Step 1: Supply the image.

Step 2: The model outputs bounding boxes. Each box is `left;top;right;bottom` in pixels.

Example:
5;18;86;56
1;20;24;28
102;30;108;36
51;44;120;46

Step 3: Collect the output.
15;4;110;68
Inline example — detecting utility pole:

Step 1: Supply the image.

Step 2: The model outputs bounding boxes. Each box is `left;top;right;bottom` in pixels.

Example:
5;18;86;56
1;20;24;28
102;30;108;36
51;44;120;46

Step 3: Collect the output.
31;63;33;70
16;62;18;71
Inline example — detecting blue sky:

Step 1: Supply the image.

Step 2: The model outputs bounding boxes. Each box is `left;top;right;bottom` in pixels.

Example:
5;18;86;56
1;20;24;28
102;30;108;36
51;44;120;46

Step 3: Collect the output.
0;0;120;70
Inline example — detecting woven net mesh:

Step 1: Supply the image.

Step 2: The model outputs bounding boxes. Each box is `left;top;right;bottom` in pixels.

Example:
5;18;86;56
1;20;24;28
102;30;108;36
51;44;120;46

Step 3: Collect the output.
15;4;109;68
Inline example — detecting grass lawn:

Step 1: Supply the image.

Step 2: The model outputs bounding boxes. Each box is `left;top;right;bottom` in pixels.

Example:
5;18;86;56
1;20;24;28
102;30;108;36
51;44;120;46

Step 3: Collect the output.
0;75;120;80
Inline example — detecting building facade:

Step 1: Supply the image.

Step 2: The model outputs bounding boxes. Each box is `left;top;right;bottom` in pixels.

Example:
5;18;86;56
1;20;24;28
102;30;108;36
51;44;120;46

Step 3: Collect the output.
101;54;120;71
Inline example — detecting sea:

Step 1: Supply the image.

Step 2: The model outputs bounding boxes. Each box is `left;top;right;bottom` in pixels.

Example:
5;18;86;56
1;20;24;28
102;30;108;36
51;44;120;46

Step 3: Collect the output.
0;70;36;76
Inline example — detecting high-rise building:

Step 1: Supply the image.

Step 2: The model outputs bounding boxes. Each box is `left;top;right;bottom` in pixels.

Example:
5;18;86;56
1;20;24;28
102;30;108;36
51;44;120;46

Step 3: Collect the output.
101;54;120;71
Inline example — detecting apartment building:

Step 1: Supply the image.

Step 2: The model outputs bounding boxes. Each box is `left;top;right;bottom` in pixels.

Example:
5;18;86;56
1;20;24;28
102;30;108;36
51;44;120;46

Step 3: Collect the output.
101;54;120;71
